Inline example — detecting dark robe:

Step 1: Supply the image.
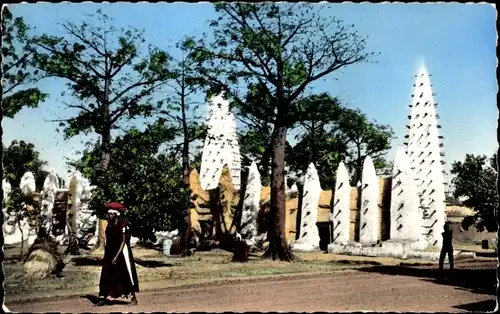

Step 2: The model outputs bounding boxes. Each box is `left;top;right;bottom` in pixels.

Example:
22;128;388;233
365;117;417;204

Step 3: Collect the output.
439;229;454;271
99;219;139;299
442;230;453;249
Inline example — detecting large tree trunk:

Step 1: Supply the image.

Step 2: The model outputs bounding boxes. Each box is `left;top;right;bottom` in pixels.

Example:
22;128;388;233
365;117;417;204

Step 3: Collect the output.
180;166;192;256
180;85;192;256
264;123;294;261
260;144;272;184
92;131;111;255
93;74;111;255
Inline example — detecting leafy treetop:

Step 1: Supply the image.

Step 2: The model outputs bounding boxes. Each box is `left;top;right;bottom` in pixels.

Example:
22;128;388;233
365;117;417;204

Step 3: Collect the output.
2;7;48;118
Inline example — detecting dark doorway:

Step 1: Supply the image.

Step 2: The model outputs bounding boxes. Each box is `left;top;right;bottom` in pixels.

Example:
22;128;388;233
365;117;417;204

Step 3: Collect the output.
317;221;333;252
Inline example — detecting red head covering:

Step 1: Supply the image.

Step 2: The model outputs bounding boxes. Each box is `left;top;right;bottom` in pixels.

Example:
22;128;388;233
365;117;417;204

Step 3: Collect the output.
105;202;127;215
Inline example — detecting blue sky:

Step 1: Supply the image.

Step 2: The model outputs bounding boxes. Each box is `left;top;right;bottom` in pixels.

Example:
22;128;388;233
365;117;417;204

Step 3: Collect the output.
5;3;497;187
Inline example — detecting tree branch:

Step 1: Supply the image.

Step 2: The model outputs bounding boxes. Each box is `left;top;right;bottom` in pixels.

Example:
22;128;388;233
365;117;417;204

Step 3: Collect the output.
110;81;164;124
62;23;107;59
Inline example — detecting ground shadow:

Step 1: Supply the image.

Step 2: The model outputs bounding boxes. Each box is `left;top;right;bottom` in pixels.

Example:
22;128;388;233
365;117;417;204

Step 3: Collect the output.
336;259;383;266
72;256;102;267
453;298;496;312
82;294;129;306
72;256;173;268
357;260;496;297
134;258;173;268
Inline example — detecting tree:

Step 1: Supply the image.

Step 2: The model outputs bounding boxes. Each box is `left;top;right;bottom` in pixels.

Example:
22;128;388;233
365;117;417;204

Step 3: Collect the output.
3;140;48;261
284;96;393;189
286;93;346;189
450;153;498;232
2;5;48;273
232;82;275;182
30;10;173;252
336;108;394;185
192;3;375;260
159;38;207;255
3;140;47;188
287;131;347;190
2;6;48;118
69;120;189;242
1;8;45;307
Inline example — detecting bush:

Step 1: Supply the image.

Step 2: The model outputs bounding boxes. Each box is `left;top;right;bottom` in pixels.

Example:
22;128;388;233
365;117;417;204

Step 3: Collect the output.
70;122;191;242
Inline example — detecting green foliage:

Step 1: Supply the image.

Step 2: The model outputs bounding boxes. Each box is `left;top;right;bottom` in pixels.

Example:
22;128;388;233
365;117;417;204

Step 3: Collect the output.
30;10;173;140
159;37;209;165
236;87;394;190
4;187;31;221
230;82;275;182
337;108;394;184
68;120;190;240
2;140;47;240
1;7;48;118
286;96;394;189
285;93;345;188
193;4;375;205
3;140;47;188
450;153;498;232
193;3;375;110
287;132;347;190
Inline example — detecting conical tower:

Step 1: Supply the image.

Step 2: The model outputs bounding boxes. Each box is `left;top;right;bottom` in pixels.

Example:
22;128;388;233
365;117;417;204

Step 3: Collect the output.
199;93;242;191
404;65;446;247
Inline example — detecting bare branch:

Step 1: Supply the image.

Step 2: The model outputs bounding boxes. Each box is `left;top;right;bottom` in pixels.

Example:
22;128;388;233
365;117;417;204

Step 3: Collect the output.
62;22;107;59
109;81;164;124
108;77;146;105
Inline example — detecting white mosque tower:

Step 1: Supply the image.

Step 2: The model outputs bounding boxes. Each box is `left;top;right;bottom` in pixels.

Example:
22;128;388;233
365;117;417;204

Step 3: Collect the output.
199;93;242;191
404;64;446;248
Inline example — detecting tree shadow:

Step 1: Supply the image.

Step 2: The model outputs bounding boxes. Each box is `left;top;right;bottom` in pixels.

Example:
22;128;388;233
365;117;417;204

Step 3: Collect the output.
357;261;497;312
134;258;173;268
81;294;129;306
356;260;496;297
336;259;383;266
72;256;102;267
71;256;173;268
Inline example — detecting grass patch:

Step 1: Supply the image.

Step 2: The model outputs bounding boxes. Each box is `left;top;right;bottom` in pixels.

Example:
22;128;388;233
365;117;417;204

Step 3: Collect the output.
4;246;424;303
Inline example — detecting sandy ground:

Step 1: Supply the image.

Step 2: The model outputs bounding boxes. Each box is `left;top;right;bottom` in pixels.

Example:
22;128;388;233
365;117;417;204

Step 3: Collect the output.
8;261;497;313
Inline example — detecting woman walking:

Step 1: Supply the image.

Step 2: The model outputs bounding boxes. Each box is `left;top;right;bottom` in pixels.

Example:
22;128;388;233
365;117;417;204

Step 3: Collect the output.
97;202;139;306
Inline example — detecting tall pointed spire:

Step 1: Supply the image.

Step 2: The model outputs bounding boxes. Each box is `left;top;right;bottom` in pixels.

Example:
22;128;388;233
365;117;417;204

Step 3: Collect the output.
405;64;446;247
199;93;242;191
419;59;426;71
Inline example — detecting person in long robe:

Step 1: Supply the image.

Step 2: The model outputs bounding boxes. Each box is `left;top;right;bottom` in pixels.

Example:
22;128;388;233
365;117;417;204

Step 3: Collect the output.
97;203;139;306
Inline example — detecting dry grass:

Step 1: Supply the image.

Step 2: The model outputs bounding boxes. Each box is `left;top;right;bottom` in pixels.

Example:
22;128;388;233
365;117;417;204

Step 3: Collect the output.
22;250;58;280
4;246;418;303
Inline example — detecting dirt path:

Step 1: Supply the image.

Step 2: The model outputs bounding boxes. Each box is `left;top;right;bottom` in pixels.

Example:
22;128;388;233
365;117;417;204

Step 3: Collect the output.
8;267;495;313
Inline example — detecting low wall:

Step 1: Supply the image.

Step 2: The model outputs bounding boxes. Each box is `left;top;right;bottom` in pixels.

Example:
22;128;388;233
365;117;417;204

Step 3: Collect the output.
448;221;496;243
188;168;479;247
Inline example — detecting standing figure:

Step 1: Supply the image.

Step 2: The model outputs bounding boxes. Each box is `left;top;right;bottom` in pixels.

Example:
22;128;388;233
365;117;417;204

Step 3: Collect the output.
97;202;139;306
439;222;454;272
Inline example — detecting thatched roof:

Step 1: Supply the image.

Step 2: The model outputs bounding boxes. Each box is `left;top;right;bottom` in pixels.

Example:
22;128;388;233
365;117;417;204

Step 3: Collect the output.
445;205;474;217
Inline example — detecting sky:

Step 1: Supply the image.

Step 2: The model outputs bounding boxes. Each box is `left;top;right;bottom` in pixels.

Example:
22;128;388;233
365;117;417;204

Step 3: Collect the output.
4;2;498;187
